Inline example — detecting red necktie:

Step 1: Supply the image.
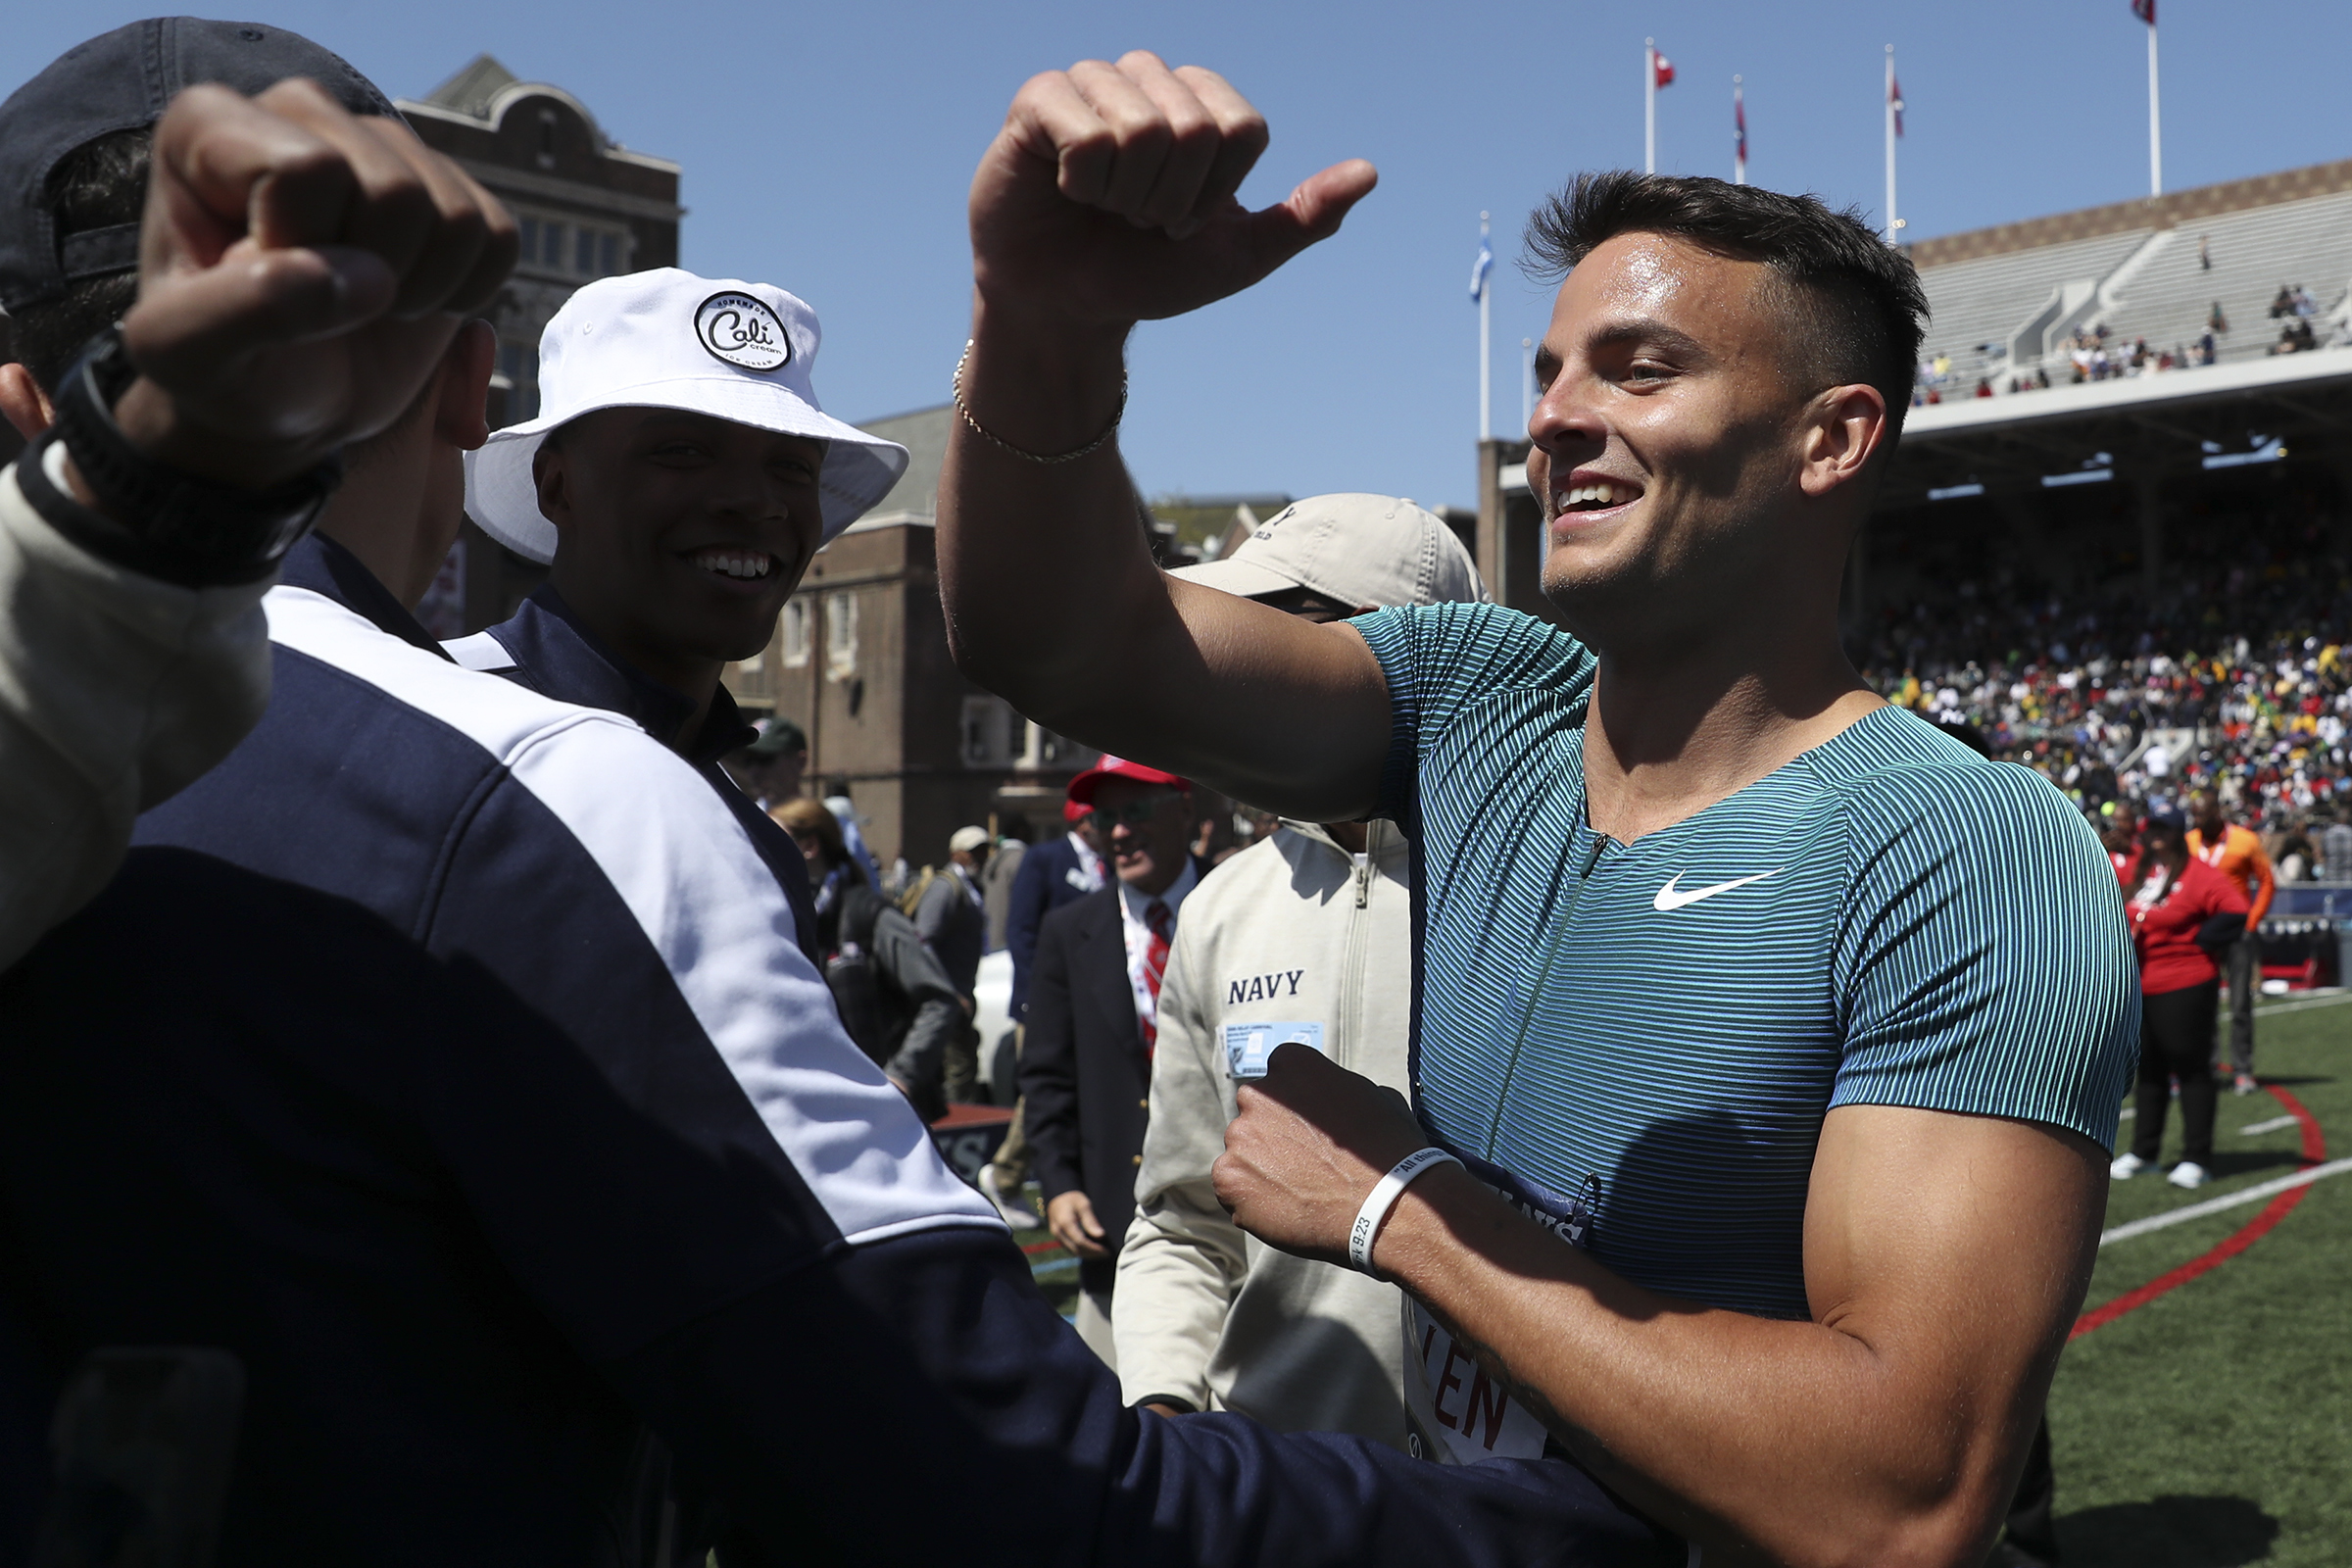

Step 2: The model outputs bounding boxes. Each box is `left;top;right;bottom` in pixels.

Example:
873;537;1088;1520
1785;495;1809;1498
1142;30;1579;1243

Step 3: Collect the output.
1140;899;1171;1052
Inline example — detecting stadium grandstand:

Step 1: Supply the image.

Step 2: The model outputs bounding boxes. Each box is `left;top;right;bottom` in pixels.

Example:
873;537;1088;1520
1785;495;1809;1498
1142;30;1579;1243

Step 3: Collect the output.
1909;157;2352;397
1843;155;2352;926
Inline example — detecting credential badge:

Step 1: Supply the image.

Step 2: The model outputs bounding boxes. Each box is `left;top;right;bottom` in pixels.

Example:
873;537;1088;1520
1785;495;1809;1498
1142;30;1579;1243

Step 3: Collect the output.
694;291;792;371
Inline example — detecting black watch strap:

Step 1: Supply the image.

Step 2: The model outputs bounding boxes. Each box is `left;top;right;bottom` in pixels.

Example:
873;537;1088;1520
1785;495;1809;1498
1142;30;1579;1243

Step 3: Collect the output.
28;325;343;588
1131;1394;1199;1414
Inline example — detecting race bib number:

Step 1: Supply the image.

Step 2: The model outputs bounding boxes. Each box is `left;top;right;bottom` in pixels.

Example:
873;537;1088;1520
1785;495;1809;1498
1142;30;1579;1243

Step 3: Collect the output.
1222;1020;1323;1079
1402;1298;1548;1463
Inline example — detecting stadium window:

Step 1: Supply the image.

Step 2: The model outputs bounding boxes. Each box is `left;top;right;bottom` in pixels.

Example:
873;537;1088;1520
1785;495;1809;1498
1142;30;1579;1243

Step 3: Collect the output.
601;231;621;277
575;226;597;276
961;697;1004;766
823;592;858;680
542;220;566;269
518;217;540;263
781;600;810;666
498;340;539;423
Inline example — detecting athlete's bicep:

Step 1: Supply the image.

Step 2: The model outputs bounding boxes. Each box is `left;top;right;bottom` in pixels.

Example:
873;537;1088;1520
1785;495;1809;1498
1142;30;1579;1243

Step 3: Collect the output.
1803;1104;2104;1477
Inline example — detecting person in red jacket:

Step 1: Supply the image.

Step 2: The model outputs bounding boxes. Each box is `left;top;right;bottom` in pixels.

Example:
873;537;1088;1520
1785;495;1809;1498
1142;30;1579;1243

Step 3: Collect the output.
2112;808;2251;1190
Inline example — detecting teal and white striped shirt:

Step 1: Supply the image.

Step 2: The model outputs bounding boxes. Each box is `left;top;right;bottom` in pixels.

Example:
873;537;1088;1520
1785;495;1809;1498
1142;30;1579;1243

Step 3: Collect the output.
1359;602;2138;1320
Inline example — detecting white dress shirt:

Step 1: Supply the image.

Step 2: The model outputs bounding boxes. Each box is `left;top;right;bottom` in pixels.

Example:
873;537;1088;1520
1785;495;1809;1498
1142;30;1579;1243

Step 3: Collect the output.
1116;857;1199;1034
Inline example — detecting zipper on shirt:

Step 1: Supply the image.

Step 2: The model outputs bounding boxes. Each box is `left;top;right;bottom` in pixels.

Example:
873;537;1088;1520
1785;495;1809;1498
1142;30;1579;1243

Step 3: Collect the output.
1336;835;1377;1070
1482;824;1611;1160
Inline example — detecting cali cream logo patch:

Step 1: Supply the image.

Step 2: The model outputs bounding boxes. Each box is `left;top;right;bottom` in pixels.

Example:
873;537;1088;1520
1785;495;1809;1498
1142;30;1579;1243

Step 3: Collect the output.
695;291;792;371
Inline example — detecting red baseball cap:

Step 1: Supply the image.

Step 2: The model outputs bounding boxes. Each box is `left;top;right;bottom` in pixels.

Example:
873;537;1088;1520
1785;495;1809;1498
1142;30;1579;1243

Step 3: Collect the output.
1066;756;1190;808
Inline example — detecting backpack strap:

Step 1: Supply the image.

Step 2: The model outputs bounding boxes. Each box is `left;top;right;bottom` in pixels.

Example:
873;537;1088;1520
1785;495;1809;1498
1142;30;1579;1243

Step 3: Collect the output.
840;883;885;953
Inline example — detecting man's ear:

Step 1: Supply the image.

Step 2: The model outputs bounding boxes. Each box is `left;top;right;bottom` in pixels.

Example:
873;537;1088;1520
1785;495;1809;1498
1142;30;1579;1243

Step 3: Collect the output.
532;434;569;529
433;319;496;454
0;364;56;442
1796;383;1888;499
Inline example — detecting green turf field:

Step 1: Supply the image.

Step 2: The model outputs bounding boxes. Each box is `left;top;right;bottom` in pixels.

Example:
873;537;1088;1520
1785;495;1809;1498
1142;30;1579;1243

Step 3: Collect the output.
2048;992;2350;1567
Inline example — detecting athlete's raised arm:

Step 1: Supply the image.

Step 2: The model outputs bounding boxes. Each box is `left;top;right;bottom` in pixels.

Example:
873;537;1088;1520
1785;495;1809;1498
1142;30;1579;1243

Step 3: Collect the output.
938;53;1389;820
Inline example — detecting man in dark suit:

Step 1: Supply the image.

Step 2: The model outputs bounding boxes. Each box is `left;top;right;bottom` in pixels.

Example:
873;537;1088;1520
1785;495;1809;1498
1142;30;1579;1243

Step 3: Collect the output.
978;794;1107;1228
1005;797;1109;1020
1022;758;1204;1369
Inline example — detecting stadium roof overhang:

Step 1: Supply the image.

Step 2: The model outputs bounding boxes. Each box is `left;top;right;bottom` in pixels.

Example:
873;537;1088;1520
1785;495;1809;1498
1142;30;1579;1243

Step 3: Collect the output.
1876;352;2352;510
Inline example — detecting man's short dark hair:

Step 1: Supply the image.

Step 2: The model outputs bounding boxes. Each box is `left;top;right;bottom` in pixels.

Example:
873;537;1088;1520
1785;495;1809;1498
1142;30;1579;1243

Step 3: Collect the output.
11;128;148;394
1524;172;1929;456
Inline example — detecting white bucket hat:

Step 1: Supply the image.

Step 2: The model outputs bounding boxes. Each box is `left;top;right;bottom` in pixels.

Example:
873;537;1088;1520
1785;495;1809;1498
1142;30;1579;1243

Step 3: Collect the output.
464;268;909;564
1171;494;1489;610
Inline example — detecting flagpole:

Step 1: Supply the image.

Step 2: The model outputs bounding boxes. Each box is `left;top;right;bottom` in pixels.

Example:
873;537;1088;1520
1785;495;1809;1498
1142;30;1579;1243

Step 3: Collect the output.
1478;212;1492;442
1644;39;1656;174
1884;45;1898;243
2147;19;2163;196
1734;75;1745;185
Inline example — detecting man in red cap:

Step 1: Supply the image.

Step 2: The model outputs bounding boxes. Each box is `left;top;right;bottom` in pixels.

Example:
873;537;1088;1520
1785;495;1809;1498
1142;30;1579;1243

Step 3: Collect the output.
1022;757;1207;1366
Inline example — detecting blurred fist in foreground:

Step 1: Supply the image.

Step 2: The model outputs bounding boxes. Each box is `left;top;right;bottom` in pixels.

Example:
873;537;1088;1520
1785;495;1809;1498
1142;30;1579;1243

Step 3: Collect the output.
115;77;516;491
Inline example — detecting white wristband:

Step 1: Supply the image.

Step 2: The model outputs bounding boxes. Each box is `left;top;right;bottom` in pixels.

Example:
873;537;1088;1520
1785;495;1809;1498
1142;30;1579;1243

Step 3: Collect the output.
1348;1147;1463;1274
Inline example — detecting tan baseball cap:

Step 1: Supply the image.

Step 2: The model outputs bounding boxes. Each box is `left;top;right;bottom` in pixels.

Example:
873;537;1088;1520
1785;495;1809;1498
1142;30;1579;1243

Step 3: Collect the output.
1170;493;1488;610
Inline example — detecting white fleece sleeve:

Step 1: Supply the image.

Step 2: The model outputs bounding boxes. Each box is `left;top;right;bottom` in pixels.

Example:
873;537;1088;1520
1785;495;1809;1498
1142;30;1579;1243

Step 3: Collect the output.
1113;926;1251;1410
0;451;272;968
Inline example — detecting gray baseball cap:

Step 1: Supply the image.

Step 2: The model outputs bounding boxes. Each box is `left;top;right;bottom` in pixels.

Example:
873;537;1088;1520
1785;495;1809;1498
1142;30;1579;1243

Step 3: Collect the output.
0;18;398;313
1172;493;1489;610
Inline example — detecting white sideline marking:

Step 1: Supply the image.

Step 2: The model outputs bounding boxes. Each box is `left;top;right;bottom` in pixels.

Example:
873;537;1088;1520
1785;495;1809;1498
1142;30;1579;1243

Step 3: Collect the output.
2230;990;2352;1019
2239;1115;2301;1137
2100;1157;2352;1247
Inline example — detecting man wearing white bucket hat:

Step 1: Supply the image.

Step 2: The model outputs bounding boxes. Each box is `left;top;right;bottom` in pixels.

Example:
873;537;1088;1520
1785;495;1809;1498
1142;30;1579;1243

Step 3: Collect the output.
450;268;909;965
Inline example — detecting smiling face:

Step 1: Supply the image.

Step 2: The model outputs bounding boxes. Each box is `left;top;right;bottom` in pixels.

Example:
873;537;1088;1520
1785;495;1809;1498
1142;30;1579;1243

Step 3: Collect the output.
535;406;828;693
1526;231;1883;653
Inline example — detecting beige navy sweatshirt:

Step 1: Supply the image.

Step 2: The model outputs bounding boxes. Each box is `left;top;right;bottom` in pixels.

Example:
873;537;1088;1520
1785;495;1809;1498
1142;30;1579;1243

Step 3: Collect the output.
1114;818;1414;1447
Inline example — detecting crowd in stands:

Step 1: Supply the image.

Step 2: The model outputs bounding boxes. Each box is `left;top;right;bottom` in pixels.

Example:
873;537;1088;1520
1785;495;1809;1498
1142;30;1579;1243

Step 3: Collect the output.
1856;478;2352;867
2267;283;2325;355
1910;283;2344;405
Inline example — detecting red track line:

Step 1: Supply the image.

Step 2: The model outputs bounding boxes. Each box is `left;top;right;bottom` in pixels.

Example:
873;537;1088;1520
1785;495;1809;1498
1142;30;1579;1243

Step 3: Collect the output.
1021;1239;1067;1256
2071;1082;2327;1340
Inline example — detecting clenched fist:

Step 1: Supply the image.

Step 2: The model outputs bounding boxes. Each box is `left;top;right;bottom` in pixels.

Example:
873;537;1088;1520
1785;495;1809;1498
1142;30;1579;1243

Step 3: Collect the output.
111;77;515;492
1212;1041;1431;1269
968;50;1378;333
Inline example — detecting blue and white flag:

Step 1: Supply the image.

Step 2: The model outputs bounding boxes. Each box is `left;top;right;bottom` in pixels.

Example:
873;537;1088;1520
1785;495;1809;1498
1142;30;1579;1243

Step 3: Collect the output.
1469;235;1494;304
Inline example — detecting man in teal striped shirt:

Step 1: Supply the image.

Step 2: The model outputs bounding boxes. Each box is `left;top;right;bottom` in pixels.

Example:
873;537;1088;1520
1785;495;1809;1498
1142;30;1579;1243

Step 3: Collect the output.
940;52;2133;1568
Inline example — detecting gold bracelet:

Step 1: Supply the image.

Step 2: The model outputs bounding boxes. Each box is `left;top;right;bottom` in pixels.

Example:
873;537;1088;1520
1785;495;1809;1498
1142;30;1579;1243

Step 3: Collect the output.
952;340;1126;465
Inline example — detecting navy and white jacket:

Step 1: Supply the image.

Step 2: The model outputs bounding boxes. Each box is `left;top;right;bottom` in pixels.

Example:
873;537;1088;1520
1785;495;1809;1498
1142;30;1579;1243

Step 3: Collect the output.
0;537;1680;1567
440;583;820;967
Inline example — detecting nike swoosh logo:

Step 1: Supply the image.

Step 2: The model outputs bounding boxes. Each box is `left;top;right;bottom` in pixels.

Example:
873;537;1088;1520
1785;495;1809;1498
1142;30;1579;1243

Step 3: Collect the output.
1652;869;1779;911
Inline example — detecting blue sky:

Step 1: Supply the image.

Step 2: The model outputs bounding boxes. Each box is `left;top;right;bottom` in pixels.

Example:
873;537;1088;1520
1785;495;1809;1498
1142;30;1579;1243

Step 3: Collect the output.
8;2;2348;511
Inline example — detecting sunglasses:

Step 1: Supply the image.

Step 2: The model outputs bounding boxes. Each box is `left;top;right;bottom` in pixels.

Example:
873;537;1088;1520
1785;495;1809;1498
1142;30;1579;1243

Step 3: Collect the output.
1090;792;1181;830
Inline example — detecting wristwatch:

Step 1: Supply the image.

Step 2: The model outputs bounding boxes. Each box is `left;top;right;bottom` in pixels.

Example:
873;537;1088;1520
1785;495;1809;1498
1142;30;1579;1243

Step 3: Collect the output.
29;324;343;587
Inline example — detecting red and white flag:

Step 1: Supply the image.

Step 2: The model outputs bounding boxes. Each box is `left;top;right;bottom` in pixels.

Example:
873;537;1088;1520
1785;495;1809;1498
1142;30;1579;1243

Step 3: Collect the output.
1888;73;1905;136
1651;48;1676;88
2132;0;2156;24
